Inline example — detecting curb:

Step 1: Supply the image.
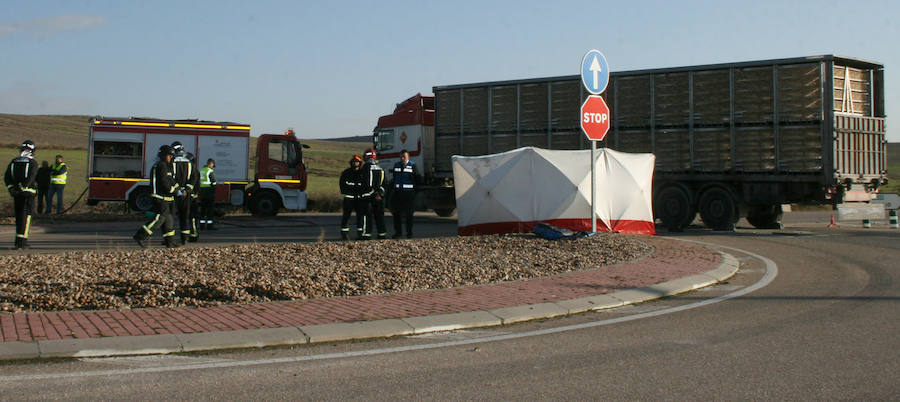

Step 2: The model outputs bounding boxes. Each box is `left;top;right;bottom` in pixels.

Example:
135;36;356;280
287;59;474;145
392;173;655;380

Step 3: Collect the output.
0;251;740;361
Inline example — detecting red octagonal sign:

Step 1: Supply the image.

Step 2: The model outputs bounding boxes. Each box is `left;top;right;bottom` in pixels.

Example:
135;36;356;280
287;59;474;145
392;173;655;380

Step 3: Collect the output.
581;95;610;141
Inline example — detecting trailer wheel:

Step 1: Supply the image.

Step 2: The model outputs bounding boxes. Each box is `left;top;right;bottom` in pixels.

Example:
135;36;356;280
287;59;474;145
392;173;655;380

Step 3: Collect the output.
434;208;455;217
251;191;280;217
699;187;737;231
654;185;695;231
746;205;783;229
128;187;154;212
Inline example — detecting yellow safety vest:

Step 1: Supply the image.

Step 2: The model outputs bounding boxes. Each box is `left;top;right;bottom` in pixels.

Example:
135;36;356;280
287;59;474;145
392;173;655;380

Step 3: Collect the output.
50;162;67;185
200;166;214;187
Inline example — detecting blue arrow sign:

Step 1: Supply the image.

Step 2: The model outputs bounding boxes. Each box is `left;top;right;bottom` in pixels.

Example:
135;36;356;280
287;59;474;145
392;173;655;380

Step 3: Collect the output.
581;49;609;95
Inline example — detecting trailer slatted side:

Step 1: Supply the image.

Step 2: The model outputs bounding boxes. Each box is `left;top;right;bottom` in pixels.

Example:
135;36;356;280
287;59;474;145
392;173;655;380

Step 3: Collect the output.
434;55;886;199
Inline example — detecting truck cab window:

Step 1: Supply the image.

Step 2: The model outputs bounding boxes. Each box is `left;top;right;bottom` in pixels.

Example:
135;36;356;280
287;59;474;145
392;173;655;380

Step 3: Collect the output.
268;139;299;166
375;129;394;152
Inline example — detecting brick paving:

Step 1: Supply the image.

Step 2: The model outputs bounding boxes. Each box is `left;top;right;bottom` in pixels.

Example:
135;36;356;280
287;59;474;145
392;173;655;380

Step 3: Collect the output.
0;236;719;342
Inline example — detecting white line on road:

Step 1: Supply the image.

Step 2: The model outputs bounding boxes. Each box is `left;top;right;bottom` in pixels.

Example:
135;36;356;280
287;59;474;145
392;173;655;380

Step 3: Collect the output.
0;241;777;382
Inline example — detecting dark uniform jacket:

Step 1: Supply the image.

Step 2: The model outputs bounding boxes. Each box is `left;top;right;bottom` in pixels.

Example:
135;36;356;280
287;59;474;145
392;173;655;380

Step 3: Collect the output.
5;155;38;196
172;155;197;195
339;167;362;198
150;160;177;201
359;162;385;198
36;165;51;192
391;161;419;191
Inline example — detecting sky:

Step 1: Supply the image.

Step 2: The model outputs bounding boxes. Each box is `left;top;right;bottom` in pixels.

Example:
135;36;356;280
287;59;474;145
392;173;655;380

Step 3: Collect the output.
1;0;898;141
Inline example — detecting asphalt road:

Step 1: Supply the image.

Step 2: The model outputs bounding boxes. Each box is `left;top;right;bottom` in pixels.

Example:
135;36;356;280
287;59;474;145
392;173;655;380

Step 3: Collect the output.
0;212;898;399
0;212;460;254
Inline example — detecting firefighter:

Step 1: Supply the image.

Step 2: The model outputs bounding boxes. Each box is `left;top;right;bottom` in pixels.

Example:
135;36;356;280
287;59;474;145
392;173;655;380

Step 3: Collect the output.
339;154;364;240
133;145;179;248
186;152;201;242
359;148;387;240
4;140;38;250
199;158;217;230
390;149;420;239
171;141;197;245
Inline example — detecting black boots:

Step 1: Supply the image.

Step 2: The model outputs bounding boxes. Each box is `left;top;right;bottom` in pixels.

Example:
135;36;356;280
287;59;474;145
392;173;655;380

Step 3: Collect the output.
13;238;29;250
164;236;180;248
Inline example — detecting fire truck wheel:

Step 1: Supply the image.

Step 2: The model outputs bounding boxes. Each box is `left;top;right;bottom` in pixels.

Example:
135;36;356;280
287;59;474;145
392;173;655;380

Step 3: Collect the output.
251;191;280;217
128;187;154;212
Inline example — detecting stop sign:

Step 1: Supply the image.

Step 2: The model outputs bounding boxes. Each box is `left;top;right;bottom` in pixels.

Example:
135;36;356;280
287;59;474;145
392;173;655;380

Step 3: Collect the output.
580;95;610;141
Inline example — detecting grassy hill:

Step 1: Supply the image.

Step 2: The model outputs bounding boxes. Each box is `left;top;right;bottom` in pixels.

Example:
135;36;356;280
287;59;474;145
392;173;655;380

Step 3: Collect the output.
886;143;900;194
0;114;92;149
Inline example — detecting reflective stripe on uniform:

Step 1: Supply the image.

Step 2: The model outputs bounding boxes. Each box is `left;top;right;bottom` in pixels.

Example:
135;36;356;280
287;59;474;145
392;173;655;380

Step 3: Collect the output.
143;214;162;234
163;231;176;237
24;215;31;238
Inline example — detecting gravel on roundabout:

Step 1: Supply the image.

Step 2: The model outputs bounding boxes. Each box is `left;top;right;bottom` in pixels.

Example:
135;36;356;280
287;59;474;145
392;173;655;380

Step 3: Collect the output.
0;234;654;313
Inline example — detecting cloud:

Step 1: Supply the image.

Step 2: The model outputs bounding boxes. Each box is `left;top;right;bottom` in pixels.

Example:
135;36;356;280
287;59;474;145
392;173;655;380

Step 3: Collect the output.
0;15;106;39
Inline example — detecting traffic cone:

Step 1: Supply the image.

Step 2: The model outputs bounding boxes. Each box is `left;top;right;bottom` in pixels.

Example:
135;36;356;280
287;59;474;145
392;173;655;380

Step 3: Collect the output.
862;219;871;228
890;210;898;229
826;214;838;228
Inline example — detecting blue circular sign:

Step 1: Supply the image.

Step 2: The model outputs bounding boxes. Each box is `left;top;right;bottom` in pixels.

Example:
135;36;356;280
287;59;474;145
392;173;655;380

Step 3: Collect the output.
581;49;610;95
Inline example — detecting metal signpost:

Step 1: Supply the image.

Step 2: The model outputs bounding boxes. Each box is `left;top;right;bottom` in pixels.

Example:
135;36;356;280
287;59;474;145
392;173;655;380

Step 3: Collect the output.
580;49;610;233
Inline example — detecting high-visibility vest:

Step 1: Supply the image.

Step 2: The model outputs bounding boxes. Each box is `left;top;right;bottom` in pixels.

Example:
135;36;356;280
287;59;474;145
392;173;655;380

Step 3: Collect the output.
50;162;67;185
200;166;214;187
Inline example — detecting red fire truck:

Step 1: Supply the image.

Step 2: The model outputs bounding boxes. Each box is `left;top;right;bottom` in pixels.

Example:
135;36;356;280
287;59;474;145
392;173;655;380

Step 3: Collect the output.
87;117;308;216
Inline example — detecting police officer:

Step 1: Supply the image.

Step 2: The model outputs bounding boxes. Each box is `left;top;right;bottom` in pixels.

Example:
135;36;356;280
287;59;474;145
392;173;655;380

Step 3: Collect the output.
359;148;387;240
171;142;198;245
133;145;178;248
198;158;217;230
339;154;364;240
47;154;67;214
390;149;420;239
4;140;38;249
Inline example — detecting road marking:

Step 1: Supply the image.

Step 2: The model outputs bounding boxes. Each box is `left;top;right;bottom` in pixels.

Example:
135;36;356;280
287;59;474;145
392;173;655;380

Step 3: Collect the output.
0;241;776;382
601;304;672;313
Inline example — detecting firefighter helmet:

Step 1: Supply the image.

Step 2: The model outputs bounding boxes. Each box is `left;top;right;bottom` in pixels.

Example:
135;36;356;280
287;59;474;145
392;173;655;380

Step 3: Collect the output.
207;158;216;166
20;140;35;152
363;148;377;161
350;154;363;166
171;141;184;155
158;144;175;158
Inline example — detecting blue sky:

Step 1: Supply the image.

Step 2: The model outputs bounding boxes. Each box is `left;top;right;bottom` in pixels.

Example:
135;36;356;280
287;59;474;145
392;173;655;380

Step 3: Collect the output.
2;0;898;141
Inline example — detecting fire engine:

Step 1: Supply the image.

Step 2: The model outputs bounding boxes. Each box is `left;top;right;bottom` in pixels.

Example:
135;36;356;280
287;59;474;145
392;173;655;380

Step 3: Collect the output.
86;117;308;216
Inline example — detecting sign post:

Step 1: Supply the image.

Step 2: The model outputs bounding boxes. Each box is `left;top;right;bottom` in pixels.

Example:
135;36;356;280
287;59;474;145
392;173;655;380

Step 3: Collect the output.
580;49;610;233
